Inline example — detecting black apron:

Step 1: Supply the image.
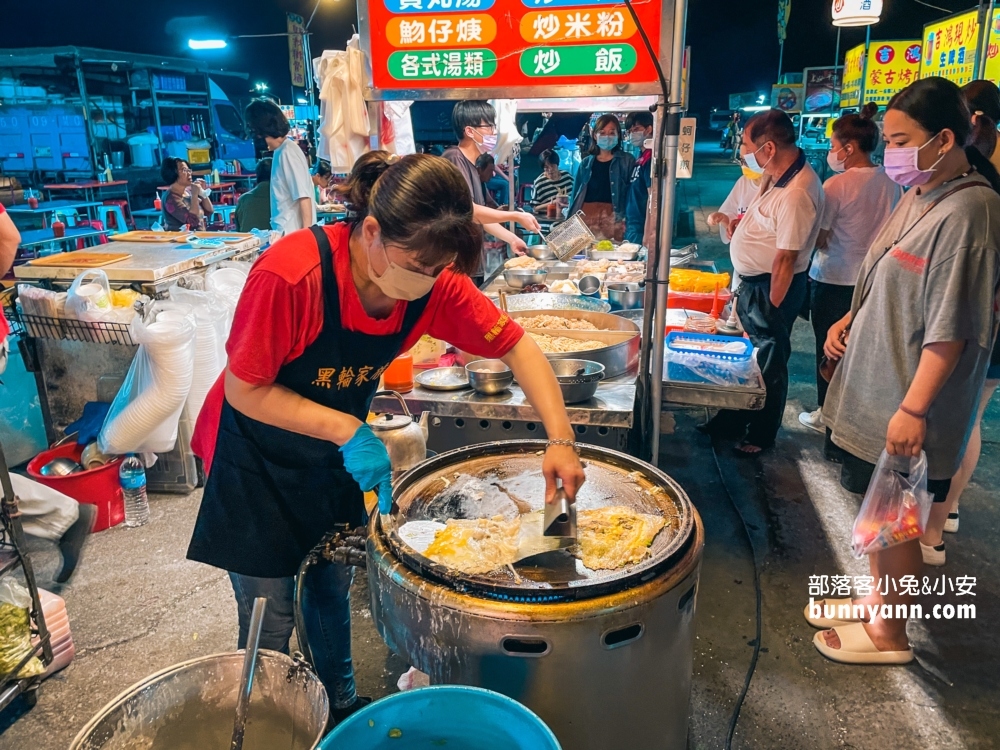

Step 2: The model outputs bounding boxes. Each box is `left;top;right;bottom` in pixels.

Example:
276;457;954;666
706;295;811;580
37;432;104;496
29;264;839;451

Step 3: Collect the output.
187;225;429;577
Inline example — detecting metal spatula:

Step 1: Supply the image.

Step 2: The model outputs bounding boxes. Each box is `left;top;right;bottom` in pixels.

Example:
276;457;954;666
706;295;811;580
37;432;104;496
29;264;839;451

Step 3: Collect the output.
514;512;574;562
514;484;578;563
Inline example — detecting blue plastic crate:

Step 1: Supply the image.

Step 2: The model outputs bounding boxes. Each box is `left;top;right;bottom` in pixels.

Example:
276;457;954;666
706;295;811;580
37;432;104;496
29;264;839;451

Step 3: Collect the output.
665;331;754;385
665;331;753;361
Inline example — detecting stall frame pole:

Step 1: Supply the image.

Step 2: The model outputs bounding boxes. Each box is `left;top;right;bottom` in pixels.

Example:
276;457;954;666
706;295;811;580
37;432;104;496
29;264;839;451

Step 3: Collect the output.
648;0;688;462
858;26;871;108
978;0;997;80
833;28;841;106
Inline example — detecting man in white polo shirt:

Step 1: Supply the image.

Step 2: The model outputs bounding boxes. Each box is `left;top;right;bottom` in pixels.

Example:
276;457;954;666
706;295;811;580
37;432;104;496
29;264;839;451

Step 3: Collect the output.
701;109;823;454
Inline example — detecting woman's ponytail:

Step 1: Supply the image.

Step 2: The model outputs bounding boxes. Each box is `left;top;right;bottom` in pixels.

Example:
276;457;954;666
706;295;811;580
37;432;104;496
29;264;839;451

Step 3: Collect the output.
334;151;397;222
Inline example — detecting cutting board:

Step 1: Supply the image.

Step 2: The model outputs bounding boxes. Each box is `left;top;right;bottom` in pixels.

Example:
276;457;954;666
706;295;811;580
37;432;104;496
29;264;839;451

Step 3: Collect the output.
28;251;132;268
111;231;251;244
108;231;177;243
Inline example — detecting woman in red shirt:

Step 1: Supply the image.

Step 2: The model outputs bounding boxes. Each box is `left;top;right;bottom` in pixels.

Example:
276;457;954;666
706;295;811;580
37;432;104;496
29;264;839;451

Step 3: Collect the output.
187;151;585;722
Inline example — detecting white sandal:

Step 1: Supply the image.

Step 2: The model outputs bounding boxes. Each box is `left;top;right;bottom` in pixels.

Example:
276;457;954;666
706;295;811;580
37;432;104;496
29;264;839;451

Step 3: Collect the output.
803;598;863;629
813;622;913;665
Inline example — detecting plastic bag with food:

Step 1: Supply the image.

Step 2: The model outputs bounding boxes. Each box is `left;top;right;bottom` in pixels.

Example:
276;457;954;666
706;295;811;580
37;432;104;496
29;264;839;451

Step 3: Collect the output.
0;579;45;679
851;450;934;558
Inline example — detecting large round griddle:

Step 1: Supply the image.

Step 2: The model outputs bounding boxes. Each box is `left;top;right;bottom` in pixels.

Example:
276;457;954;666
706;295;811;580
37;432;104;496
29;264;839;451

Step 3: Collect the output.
379;440;695;601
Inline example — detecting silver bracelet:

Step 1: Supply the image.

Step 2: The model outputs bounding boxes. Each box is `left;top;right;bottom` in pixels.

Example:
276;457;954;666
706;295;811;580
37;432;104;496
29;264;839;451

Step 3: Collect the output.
546;438;579;453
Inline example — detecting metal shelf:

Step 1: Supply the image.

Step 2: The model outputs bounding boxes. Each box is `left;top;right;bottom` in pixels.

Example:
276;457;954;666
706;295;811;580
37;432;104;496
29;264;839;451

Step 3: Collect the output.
0;442;53;709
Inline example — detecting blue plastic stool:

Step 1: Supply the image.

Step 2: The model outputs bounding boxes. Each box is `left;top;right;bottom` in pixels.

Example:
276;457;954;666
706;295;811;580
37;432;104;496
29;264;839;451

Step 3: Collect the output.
97;205;128;235
320;685;562;749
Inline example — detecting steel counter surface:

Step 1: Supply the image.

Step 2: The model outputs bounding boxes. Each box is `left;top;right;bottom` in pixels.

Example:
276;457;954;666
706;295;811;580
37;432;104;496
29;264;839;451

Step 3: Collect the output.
372;376;637;428
12;237;260;283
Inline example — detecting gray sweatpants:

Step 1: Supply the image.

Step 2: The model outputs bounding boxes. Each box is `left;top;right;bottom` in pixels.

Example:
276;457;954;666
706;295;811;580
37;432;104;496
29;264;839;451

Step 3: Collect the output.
8;474;79;541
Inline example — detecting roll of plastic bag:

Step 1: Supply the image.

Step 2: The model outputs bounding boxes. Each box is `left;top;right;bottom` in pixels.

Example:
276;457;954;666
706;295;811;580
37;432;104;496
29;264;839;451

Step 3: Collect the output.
166;287;229;422
98;310;197;455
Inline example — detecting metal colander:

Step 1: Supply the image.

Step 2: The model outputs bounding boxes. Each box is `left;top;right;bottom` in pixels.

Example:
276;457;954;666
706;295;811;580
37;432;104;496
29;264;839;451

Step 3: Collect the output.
380;441;695;601
544;212;596;261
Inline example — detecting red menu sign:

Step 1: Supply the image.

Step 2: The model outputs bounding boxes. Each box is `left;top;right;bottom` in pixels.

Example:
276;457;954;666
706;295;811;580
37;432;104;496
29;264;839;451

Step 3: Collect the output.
362;0;666;97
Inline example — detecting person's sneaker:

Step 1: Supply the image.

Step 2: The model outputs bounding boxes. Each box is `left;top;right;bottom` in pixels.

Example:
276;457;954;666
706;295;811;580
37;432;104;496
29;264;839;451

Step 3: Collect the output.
330;695;372;727
944;511;960;534
798;408;825;433
920;541;946;567
55;503;97;583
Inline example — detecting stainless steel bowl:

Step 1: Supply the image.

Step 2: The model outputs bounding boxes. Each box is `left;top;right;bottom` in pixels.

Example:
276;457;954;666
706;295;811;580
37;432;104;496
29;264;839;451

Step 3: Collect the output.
503;268;549;289
577;274;601;297
465;360;514;395
526;243;555;260
607;282;645;311
41;457;84;476
550;359;605;403
586;246;641;261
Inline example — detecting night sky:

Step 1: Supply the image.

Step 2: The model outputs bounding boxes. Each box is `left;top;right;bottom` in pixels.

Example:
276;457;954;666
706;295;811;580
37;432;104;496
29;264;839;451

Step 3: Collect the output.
0;0;960;115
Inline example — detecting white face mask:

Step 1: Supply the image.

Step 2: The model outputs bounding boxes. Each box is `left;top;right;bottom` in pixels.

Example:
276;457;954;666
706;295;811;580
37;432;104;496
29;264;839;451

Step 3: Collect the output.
629;130;648;148
826;146;848;173
742;142;771;173
366;237;438;301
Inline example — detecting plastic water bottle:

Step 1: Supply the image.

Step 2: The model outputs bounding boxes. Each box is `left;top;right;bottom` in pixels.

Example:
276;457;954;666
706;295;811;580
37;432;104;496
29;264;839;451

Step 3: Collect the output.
120;455;150;527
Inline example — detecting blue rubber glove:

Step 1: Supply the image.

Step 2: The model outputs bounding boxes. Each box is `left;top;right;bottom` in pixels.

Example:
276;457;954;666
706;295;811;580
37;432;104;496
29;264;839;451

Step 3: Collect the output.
340;424;394;514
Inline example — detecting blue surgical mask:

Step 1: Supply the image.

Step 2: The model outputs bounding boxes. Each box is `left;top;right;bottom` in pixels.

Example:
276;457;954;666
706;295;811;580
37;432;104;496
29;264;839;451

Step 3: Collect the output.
596;134;618;151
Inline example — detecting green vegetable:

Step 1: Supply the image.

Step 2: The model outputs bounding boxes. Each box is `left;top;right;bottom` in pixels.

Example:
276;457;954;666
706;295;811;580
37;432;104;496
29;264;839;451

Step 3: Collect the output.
595;240;615;251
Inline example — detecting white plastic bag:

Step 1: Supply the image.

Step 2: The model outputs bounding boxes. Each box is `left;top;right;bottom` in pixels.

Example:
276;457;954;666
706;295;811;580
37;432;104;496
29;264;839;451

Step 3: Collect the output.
396;666;430;692
166;286;229;422
66;270;114;322
206;263;250;336
98;309;197;454
851;450;934;558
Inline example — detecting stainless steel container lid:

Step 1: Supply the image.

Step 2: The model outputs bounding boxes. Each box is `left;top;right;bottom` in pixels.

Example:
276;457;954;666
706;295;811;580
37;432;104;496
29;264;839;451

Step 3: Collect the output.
379;441;695;601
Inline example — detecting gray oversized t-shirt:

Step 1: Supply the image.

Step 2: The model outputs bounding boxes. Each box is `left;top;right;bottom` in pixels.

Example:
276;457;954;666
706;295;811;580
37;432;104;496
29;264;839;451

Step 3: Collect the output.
824;172;1000;479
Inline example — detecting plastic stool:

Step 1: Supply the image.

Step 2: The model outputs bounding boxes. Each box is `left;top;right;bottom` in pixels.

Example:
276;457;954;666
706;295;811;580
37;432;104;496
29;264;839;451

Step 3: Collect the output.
102;198;133;227
76;219;109;247
97;205;128;234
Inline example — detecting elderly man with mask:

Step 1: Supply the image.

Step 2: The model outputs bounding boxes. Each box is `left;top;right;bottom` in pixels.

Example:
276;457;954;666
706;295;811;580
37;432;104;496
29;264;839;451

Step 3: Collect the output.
700;109;824;455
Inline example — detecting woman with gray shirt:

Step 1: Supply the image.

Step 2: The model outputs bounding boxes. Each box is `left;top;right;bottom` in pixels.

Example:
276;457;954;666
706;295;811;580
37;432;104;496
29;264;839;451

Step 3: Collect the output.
813;78;1000;665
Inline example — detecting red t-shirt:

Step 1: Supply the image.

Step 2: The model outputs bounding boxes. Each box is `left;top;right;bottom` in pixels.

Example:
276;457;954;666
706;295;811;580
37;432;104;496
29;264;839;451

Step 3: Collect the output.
192;223;523;469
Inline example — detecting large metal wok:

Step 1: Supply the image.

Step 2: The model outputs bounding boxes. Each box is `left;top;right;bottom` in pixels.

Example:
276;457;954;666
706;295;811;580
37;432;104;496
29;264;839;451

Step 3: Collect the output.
380;440;695;601
461;309;640;378
70;650;329;750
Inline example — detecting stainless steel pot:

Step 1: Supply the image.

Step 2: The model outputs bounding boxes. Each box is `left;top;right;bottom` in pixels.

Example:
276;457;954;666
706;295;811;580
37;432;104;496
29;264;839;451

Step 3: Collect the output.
550;358;604;403
368;441;704;750
503;268;548;289
607;282;645;311
70;651;329;750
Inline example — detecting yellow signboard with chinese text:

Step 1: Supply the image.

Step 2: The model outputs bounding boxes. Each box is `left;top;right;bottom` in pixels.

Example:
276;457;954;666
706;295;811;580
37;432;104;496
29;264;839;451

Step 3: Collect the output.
840;43;865;108
920;9;979;86
865;41;921;106
981;9;1000;85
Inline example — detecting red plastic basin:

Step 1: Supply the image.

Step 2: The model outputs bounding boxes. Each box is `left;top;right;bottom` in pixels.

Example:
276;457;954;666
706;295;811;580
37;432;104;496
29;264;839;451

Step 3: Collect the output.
27;444;124;532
